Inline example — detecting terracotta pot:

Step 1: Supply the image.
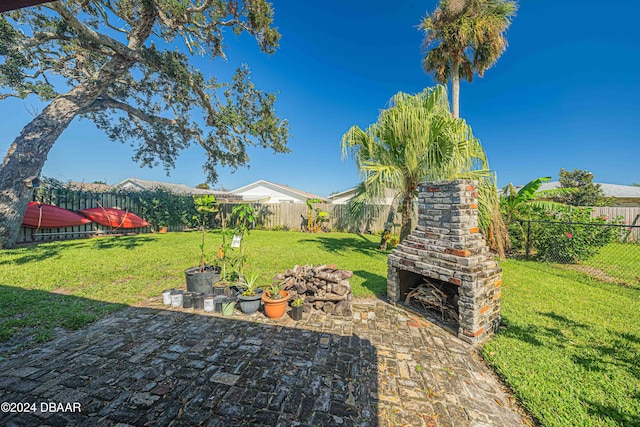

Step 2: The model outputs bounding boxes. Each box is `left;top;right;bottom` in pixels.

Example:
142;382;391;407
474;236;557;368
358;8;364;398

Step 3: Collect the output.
159;226;168;233
261;290;290;319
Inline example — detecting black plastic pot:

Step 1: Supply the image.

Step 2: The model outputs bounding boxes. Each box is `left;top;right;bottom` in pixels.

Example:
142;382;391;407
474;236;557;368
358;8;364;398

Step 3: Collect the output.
192;292;205;310
213;283;226;296
183;292;194;309
213;295;226;313
291;305;303;321
185;266;221;295
237;289;263;315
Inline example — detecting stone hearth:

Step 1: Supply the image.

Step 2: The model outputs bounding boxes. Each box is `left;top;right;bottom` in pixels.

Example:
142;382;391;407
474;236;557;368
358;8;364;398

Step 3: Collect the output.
387;180;502;344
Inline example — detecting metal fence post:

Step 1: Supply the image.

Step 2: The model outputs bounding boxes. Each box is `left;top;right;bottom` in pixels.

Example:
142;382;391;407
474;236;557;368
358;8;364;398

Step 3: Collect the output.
525;221;531;260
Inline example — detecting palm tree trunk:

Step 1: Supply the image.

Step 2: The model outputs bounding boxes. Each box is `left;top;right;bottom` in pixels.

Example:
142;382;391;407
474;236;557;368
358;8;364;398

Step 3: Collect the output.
451;58;460;118
399;196;413;242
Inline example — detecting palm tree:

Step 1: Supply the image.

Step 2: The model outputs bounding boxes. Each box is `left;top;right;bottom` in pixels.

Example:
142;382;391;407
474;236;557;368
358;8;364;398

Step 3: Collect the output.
420;0;518;118
341;85;506;256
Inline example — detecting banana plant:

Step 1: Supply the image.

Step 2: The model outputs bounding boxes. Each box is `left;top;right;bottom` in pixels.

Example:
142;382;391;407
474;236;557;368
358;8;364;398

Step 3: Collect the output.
305;198;329;232
500;176;574;225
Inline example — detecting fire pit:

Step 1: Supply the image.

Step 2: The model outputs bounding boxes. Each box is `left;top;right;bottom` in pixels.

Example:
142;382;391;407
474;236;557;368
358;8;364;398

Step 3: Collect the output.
387;180;502;344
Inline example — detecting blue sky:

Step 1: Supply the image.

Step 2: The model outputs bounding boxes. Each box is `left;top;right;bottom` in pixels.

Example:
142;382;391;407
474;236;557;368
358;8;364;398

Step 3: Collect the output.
1;0;639;196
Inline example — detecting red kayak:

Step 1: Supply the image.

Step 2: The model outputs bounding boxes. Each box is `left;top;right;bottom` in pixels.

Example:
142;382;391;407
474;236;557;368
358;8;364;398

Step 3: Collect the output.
22;202;93;228
78;207;150;229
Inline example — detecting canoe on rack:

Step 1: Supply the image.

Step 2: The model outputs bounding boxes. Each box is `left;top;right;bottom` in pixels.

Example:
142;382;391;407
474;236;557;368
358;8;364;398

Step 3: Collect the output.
22;202;93;228
78;207;150;229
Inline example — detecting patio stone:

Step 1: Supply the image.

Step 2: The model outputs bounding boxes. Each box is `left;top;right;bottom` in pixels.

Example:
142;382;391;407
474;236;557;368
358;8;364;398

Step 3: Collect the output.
0;298;528;426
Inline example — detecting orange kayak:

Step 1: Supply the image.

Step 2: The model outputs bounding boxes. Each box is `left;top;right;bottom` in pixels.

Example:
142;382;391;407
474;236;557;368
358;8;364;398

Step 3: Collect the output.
22;202;93;228
78;207;150;228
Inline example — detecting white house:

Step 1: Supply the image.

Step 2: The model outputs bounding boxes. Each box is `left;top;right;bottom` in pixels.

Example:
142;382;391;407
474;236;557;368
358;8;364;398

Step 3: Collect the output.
327;187;396;205
229;180;326;204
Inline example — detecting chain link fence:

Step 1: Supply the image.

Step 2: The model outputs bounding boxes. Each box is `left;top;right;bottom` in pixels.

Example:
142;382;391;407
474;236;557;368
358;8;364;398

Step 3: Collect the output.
516;220;640;287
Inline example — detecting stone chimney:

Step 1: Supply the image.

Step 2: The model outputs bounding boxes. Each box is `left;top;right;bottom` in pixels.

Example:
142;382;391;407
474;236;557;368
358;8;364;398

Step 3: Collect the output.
387;180;502;344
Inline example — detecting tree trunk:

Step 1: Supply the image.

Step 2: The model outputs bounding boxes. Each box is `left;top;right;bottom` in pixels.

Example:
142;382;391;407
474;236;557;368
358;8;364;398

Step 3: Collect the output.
0;57;134;248
399;196;413;242
378;202;397;250
451;58;460;118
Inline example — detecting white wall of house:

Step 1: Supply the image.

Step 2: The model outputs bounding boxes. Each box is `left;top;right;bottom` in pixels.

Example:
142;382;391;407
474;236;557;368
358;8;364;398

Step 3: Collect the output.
329;194;354;204
328;188;396;205
232;184;303;203
117;181;145;191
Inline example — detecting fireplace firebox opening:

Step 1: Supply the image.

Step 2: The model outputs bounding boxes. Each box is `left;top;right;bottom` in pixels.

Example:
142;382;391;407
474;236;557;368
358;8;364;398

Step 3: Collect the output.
400;270;460;331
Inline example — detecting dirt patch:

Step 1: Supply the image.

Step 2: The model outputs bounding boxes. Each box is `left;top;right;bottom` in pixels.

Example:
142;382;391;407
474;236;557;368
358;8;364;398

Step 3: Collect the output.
51;287;74;295
558;264;632;287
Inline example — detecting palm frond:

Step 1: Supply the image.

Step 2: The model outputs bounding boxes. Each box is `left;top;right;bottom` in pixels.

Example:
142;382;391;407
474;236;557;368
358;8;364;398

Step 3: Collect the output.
341;85;505;255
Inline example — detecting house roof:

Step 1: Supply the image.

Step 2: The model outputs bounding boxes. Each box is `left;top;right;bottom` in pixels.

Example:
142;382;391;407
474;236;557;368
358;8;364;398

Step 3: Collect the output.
68;182;113;192
327;186;398;202
537;181;640;198
114;177;242;200
1;0;54;13
230;180;326;202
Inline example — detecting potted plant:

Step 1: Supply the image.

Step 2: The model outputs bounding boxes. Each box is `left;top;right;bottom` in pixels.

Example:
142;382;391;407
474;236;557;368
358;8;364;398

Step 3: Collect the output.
261;282;289;319
185;195;221;294
235;269;264;315
221;296;236;316
229;203;256;277
291;297;304;321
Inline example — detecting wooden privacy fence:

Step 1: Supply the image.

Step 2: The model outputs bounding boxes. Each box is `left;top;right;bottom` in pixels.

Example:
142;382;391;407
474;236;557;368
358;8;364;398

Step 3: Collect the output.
17;187;640;246
17;197;399;244
590;206;640;226
218;203;398;234
591;206;640;241
17;190;150;244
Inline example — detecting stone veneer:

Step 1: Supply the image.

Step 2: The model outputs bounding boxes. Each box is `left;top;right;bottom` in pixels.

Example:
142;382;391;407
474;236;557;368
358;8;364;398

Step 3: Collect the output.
387;179;502;344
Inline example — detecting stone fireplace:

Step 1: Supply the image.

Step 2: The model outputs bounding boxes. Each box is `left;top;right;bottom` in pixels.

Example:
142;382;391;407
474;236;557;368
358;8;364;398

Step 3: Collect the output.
387;180;502;344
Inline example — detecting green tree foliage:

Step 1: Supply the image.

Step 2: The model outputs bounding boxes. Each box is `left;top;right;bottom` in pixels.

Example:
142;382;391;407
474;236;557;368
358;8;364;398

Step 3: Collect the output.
420;0;517;118
0;0;290;248
341;85;506;256
555;169;612;207
195;183;210;189
133;188;197;231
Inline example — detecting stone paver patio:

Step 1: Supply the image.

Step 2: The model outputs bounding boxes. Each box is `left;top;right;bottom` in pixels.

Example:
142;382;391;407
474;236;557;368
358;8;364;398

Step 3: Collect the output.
0;299;527;426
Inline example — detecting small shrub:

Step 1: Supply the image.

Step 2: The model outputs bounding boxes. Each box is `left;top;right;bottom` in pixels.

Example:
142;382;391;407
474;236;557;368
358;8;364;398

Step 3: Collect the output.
532;208;622;263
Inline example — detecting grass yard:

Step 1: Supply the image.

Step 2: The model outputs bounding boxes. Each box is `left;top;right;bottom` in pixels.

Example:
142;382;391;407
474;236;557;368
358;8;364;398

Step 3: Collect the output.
0;230;387;352
582;242;640;286
483;259;640;427
2;230;639;426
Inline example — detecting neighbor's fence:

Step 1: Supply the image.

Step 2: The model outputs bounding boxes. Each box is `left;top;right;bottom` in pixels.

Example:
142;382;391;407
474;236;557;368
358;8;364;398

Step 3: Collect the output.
17;189;151;244
590;206;640;227
519;219;640;286
17;190;399;244
217;203;397;234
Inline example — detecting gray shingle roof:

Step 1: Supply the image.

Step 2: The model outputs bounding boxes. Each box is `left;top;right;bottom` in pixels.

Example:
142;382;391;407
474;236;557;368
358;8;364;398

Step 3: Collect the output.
114;178;241;200
537;181;640;198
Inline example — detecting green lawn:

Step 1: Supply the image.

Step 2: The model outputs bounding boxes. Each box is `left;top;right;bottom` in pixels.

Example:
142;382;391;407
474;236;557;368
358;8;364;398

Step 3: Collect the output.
483;259;640;427
2;231;639;427
0;230;387;351
582;242;640;286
